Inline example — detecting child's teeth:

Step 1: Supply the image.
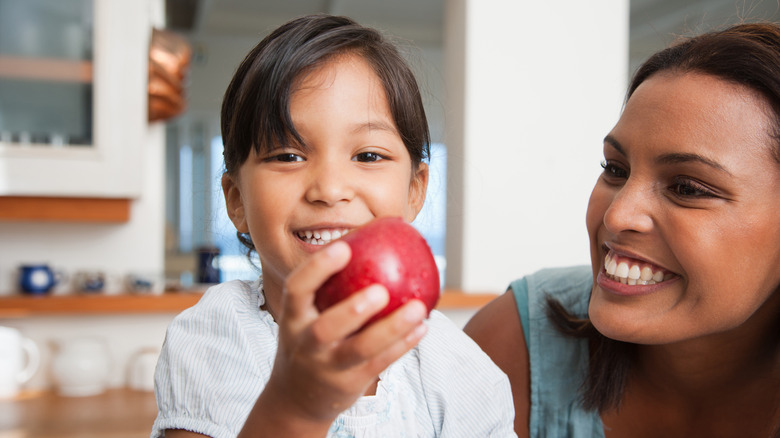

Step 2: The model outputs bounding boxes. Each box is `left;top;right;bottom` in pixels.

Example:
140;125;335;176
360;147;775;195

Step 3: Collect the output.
299;228;349;245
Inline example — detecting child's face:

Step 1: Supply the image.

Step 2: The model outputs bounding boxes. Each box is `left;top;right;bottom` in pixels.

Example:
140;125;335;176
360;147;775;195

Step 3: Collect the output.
222;54;428;295
586;72;780;345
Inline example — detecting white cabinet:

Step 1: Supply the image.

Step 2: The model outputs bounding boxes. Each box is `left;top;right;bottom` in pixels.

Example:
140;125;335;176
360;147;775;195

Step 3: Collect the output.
0;0;155;198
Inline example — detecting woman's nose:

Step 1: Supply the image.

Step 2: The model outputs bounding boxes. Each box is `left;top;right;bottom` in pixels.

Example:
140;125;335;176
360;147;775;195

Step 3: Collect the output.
602;179;654;235
304;161;355;206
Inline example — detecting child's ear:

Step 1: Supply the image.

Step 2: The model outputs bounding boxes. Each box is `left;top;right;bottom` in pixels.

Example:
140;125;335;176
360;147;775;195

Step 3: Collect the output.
222;173;249;234
406;162;429;222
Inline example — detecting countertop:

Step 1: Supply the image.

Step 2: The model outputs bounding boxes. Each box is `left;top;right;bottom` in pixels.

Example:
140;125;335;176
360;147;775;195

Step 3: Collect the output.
0;388;157;438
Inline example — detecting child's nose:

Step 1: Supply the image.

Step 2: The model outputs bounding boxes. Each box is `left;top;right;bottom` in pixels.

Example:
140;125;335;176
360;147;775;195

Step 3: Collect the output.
602;179;654;235
304;161;355;206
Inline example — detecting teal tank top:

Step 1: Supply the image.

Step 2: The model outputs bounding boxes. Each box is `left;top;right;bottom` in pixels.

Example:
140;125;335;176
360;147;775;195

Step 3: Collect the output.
510;265;604;438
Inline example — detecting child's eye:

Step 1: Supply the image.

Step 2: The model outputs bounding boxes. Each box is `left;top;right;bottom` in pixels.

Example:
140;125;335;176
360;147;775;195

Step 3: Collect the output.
268;153;303;162
353;151;385;163
600;160;628;180
669;177;716;198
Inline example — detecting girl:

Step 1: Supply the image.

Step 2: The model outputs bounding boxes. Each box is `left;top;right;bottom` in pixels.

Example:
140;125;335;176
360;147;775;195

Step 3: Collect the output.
152;14;515;438
466;22;780;437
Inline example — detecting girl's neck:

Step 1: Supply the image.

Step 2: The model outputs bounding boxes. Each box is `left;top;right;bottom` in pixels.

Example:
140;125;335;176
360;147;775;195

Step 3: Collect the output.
261;278;284;322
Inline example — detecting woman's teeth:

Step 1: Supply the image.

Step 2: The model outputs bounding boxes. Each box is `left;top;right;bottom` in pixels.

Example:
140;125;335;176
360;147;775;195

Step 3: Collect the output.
604;252;673;285
297;229;349;245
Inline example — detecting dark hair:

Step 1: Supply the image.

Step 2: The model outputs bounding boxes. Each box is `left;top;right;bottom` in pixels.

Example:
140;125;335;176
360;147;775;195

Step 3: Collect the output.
549;22;780;412
220;14;431;254
630;22;780;162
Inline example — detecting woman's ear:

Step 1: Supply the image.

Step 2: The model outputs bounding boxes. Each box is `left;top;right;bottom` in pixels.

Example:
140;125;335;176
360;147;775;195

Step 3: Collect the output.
406;162;429;222
222;173;249;233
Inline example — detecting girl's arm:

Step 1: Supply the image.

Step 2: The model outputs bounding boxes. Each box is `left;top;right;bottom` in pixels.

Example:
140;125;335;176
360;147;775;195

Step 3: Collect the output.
239;241;429;437
464;290;530;438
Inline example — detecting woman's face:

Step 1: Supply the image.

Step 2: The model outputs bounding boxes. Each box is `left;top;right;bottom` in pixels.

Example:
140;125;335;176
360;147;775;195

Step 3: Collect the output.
586;72;780;345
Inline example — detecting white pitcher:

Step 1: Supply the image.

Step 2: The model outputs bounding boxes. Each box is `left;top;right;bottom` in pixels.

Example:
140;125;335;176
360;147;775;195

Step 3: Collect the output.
0;326;40;398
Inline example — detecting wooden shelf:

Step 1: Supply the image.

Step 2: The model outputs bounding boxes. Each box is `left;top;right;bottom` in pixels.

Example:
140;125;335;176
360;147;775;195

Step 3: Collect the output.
0;290;497;318
0;55;93;83
0;196;131;223
0;292;204;318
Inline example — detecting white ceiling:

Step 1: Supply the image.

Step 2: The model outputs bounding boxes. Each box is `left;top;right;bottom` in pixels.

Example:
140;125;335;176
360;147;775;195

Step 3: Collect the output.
172;0;780;73
182;0;444;45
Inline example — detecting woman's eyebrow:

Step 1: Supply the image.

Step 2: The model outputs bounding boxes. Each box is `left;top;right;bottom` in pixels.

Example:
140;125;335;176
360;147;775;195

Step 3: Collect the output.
656;152;732;176
603;134;626;156
604;134;732;176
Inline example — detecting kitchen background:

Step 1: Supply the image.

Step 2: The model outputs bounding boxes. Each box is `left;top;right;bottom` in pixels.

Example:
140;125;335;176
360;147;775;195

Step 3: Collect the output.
0;0;775;413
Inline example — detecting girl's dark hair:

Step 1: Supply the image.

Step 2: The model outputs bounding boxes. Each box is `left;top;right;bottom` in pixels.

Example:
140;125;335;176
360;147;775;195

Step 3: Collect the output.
220;14;431;254
548;22;780;412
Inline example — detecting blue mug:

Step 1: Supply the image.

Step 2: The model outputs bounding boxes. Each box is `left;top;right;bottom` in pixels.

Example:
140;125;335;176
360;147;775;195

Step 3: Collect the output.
19;264;59;295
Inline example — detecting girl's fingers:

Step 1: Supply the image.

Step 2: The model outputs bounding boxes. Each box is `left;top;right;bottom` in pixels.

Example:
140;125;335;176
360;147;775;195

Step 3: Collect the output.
308;284;390;344
283;241;351;322
334;300;428;366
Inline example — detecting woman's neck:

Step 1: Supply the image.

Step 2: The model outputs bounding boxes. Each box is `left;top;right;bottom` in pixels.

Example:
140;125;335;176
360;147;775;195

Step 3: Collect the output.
635;290;780;397
602;293;780;437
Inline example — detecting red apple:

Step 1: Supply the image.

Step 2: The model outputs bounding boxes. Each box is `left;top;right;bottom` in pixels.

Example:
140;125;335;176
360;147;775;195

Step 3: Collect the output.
315;217;440;326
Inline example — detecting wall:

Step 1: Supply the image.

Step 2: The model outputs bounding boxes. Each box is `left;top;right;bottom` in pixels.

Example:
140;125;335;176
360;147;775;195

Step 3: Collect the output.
0;0;169;392
0;0;629;391
444;0;629;292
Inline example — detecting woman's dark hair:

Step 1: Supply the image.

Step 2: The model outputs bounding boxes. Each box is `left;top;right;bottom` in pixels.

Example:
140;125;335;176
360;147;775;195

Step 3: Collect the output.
220;14;431;255
548;22;780;412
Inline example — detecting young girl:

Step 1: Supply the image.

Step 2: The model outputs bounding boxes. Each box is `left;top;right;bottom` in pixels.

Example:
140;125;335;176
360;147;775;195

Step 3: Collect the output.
152;15;515;438
465;22;780;437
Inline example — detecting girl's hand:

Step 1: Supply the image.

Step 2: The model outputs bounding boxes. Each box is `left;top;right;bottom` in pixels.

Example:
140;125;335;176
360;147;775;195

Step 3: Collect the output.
240;241;428;437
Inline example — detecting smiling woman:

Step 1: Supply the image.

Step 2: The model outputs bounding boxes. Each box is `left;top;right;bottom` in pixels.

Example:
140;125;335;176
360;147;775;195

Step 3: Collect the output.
464;22;780;438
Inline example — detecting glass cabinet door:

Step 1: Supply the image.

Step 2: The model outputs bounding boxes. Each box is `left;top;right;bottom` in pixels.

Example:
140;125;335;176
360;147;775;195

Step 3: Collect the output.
0;0;151;198
0;0;94;147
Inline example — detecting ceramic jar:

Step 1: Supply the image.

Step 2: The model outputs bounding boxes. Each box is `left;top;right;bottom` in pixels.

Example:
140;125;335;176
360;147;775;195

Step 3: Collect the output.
51;337;111;397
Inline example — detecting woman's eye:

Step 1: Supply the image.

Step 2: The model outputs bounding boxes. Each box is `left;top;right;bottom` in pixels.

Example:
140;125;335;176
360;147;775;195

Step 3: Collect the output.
669;178;715;198
600;160;628;179
354;152;385;163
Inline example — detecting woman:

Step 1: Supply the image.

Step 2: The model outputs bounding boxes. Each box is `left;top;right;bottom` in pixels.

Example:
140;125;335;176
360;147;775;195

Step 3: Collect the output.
465;22;780;437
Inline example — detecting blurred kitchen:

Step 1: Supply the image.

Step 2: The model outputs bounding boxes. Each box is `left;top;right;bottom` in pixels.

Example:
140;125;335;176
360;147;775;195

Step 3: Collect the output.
1;0;776;436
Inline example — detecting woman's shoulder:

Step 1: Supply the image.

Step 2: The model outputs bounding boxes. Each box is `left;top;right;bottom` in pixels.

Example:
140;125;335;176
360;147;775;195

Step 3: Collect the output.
512;265;592;317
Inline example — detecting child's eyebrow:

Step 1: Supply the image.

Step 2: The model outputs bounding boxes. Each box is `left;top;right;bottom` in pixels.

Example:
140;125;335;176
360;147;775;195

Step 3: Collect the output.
352;120;399;135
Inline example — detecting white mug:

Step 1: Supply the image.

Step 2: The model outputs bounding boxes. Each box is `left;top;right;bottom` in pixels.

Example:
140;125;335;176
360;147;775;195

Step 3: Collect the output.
0;326;40;398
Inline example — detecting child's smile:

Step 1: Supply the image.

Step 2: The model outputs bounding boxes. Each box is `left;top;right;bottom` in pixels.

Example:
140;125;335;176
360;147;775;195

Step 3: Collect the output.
295;227;351;246
222;52;428;300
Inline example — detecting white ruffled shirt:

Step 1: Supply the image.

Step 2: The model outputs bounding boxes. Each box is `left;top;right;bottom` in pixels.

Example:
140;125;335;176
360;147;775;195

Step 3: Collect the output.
151;279;516;437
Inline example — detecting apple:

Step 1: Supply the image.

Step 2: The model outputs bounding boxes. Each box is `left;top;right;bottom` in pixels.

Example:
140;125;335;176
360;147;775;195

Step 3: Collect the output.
315;217;440;326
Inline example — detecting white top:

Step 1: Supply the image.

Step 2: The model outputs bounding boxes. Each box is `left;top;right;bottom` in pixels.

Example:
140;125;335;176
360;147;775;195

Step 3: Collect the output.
151;279;516;438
